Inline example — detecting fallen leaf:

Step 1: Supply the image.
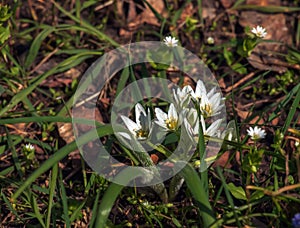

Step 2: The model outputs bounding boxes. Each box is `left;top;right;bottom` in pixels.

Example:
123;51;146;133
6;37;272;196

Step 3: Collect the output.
118;0;166;36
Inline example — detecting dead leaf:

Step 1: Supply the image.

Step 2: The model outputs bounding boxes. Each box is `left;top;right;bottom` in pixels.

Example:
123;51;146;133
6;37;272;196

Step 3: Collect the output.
213;151;232;168
57;107;103;144
118;0;166;36
202;0;217;20
219;0;235;9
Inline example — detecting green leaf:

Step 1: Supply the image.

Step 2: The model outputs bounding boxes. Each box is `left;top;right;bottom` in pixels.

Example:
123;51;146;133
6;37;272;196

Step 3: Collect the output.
250;190;265;202
24;26;55;68
179;162;215;227
227;182;247;201
223;47;234;65
232;63;247;74
172;216;182;227
95;168;150;227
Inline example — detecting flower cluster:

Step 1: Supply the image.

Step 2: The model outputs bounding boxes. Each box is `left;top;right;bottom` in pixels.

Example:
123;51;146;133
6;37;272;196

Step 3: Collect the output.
120;79;225;145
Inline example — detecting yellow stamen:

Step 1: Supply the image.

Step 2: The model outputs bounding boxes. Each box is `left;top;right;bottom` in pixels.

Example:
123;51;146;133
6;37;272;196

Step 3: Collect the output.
135;129;149;139
202;103;213;118
165;118;178;130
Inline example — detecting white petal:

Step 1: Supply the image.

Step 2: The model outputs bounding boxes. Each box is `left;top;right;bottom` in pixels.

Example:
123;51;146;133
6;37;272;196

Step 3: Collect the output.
168;103;178;120
135;103;146;126
121;115;139;134
155;107;167;121
206;119;222;137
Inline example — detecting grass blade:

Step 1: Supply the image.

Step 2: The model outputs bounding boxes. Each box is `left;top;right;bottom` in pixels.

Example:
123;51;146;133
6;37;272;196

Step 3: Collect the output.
24;26;55;69
95;168;150;228
179;162;215;227
282;83;300;134
46;163;58;228
58;169;71;227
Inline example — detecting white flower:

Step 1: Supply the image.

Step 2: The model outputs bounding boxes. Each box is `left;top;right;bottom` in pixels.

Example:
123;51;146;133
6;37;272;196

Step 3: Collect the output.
24;143;34;151
190;80;224;118
190;80;206;101
199;91;224;118
200;116;223;137
207;37;214;45
251;25;267;39
247;126;266;140
155;103;180;131
120;103;152;141
173;85;193;109
184;112;223;142
163;36;178;47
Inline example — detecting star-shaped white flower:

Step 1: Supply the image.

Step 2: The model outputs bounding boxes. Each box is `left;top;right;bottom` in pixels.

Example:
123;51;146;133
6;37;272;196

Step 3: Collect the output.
173;85;193;109
190;80;206;101
247;126;266;141
251;26;267;39
120;103;152;141
184;110;223;142
155;103;180;131
190;80;224;118
163;36;179;47
199;90;224;118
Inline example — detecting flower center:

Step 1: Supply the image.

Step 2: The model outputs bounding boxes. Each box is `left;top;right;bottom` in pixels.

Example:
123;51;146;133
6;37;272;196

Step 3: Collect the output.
165;118;177;130
202;103;213;118
135;129;149;139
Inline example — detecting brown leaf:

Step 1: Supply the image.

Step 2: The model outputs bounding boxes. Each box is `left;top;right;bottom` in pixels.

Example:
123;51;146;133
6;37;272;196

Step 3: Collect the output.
219;0;235;8
58;107;103;144
212;151;232;168
119;0;166;35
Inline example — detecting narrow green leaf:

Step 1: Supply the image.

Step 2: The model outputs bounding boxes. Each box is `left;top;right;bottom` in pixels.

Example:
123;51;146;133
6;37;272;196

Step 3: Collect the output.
227;182;247;201
5;126;23;177
95;168;149;228
46;164;58;228
282;83;300;135
89;188;101;228
25;26;55;68
214;167;241;228
59;169;71;227
31;194;46;228
179;163;215;227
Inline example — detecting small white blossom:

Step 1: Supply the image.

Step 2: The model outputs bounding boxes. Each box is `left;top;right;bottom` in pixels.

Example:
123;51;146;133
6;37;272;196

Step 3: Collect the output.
120;103;152;141
155;103;180;131
24;143;34;152
251;26;267;39
163;36;178;47
247;126;266;141
207;37;214;45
